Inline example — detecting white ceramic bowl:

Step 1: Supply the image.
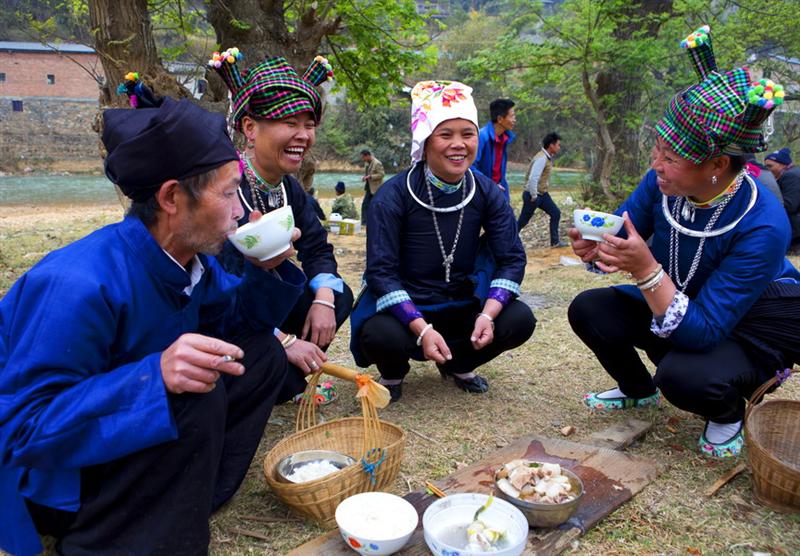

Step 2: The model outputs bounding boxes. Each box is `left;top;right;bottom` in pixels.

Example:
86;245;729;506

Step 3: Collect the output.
423;493;528;556
228;205;294;260
335;492;418;556
573;209;624;242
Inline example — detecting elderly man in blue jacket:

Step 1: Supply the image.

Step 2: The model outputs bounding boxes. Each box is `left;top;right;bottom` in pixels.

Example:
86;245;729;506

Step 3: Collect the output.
471;98;516;204
0;96;305;556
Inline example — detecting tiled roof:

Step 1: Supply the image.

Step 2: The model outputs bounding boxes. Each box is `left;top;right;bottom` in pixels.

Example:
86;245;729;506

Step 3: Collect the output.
0;41;95;54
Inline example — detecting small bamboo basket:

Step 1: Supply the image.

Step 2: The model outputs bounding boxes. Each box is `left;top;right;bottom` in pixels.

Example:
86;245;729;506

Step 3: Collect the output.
263;363;405;527
745;368;800;513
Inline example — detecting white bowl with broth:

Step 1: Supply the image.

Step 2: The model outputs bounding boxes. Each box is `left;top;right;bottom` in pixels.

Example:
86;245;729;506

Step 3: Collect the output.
423;493;528;556
228;205;294;261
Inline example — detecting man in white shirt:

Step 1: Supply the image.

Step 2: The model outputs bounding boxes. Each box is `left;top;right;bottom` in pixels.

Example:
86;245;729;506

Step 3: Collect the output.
517;132;566;247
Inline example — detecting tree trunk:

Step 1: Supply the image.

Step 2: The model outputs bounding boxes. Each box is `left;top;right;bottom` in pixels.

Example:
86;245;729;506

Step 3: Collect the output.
582;68;615;200
591;0;673;197
88;0;189;108
206;0;341;102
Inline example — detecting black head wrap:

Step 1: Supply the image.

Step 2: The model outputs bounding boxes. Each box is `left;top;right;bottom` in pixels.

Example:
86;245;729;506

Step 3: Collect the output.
102;97;239;202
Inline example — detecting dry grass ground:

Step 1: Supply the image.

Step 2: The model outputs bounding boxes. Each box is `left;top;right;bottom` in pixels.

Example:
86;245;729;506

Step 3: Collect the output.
1;198;799;555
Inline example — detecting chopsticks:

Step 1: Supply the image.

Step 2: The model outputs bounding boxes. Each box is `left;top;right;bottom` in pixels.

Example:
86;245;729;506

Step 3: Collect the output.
425;481;447;498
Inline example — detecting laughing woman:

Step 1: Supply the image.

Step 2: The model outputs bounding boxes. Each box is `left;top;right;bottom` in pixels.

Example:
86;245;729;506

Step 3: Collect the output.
211;49;353;403
350;81;536;403
568;26;800;458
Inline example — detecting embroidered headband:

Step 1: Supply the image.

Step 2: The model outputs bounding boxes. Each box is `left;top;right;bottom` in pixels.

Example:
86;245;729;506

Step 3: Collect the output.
208;47;333;130
409;80;479;163
655;25;785;164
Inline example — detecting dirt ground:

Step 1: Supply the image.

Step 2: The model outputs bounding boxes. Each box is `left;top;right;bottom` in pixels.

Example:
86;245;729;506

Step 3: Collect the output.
1;201;799;555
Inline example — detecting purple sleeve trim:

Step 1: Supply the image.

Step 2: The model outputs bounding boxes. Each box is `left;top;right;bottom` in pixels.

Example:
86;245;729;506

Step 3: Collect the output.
487;287;513;307
387;300;423;327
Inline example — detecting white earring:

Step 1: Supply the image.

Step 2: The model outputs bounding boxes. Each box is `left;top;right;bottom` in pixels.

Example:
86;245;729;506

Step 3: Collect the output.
712;175;718;186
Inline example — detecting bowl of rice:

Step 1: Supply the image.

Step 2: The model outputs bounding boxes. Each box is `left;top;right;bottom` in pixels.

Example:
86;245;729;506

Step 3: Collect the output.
276;450;356;484
335;492;418;555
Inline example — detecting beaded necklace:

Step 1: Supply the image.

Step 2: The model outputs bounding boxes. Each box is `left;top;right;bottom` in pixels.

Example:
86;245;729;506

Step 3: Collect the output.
667;170;746;291
242;154;285;211
423;163;467;283
424;164;464;194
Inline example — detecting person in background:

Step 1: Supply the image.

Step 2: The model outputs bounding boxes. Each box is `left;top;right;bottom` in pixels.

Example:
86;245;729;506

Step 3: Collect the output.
516;132;567;247
568;25;800;459
471;98;516;204
350;80;536;403
211;48;353;403
764;147;800;253
330;180;358;220
0;94;305;556
306;186;326;220
360;149;385;227
744;153;782;204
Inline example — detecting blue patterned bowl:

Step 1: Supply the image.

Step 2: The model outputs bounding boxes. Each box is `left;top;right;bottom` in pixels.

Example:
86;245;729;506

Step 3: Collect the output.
573;209;624;242
335;492;418;555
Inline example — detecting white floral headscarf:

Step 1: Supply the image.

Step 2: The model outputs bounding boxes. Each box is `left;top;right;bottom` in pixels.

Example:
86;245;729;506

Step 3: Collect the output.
410;80;479;162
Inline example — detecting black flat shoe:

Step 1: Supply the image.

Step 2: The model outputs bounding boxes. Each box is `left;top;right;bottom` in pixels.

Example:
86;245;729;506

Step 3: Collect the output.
384;382;402;403
452;374;489;394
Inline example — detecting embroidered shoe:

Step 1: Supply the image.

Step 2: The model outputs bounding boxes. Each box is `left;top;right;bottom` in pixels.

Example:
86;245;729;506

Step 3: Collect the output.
698;422;744;458
583;390;661;410
292;381;338;406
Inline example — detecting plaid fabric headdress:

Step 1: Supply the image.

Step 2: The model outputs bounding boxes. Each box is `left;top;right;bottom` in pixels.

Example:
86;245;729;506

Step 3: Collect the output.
655;25;785;164
209;47;333;130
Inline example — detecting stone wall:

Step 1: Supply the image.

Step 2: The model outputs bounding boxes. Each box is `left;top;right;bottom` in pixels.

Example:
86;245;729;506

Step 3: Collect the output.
0;97;102;171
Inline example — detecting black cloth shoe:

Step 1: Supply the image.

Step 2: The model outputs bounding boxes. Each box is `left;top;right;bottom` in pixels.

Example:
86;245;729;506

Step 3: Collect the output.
452;374;489;394
384;382;402;403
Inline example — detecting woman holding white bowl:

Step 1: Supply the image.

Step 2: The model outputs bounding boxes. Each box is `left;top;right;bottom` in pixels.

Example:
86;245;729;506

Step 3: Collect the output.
567;26;800;458
211;49;352;404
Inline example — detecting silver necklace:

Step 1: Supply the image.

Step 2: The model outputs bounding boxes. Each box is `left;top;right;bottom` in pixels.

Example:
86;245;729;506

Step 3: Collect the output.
661;173;757;238
423;165;467;283
405;162;476;213
243;156;285;210
668;171;745;291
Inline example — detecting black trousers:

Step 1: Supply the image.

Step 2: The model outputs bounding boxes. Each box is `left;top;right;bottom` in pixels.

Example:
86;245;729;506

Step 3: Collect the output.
275;282;354;400
361;187;373;226
517;191;561;245
359;300;536;380
568;287;770;423
28;330;288;555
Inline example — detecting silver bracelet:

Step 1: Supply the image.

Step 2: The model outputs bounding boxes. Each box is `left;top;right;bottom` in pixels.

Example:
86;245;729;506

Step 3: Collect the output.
477;312;495;329
312;299;336;309
416;323;433;346
638;268;665;291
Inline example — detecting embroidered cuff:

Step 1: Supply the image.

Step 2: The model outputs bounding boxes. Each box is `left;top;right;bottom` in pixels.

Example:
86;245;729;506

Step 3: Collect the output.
388;300;424;327
309;272;344;294
650;291;689;338
490;278;520;295
376;289;412;312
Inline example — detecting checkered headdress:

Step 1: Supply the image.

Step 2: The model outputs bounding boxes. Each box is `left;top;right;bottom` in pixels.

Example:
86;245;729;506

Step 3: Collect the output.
208;48;333;130
655;25;785;164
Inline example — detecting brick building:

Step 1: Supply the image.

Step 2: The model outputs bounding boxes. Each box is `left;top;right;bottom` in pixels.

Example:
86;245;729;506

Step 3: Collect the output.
0;42;104;172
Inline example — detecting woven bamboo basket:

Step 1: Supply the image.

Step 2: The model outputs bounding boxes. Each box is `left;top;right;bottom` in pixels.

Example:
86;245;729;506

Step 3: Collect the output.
745;368;800;513
263;364;405;527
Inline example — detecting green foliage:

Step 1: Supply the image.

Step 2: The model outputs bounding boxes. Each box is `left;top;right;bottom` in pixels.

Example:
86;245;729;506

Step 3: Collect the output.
321;0;438;107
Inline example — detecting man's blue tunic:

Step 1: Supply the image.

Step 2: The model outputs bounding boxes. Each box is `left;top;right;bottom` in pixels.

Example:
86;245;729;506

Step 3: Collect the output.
0;216;304;556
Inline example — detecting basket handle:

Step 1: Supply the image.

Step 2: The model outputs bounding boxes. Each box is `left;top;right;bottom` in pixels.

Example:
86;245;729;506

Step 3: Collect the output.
745;367;797;423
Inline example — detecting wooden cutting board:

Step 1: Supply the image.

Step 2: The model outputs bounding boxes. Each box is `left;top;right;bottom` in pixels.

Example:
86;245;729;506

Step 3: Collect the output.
288;434;658;555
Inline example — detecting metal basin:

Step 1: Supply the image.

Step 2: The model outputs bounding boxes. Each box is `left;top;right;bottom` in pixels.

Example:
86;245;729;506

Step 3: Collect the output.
494;465;583;528
275;449;356;483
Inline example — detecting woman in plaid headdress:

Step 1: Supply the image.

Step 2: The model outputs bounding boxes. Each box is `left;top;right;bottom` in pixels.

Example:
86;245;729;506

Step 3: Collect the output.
567;26;800;458
211;49;350;406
